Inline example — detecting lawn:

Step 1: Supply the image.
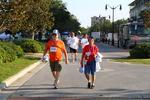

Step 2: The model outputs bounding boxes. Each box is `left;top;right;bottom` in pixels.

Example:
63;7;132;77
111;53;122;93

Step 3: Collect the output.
0;57;39;83
113;58;150;65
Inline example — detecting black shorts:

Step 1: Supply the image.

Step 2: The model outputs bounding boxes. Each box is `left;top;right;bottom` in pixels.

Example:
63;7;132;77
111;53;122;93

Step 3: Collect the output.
50;61;62;72
69;47;77;53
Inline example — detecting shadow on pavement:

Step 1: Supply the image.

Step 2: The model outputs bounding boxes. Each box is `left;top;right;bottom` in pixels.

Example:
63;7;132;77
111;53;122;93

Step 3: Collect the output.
3;86;150;100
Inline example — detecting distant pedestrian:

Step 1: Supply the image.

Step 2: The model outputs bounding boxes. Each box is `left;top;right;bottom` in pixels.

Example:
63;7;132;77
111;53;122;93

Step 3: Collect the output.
80;36;99;89
42;29;69;89
80;34;89;49
67;32;79;62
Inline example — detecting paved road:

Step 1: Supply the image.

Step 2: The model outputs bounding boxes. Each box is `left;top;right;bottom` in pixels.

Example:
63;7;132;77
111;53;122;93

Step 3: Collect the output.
1;43;150;100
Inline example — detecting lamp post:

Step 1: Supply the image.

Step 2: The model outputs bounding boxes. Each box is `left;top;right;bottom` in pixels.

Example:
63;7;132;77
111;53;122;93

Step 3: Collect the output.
105;4;122;46
103;15;110;43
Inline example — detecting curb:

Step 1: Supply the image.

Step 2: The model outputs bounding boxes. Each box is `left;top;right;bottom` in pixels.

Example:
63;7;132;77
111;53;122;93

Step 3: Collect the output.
0;61;42;90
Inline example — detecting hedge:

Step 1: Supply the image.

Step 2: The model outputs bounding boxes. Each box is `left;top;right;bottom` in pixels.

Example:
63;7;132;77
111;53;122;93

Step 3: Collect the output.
14;39;42;53
130;43;150;58
0;42;24;63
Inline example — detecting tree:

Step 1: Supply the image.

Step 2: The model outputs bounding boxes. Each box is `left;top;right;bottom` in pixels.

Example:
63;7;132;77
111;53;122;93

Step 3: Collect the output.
0;1;15;32
100;19;112;33
89;19;112;34
50;0;80;33
80;27;89;35
0;0;54;39
114;19;128;33
140;10;150;29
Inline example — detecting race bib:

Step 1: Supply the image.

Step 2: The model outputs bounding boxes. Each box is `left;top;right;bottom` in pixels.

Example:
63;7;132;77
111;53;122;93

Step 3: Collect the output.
85;52;91;56
50;47;57;52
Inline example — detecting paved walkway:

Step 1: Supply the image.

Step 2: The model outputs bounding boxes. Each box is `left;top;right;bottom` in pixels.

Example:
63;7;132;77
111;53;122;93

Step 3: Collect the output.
0;43;150;100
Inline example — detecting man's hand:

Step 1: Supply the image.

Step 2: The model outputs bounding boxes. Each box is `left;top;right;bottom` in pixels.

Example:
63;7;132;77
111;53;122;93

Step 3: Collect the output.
41;54;49;63
65;59;69;64
41;57;45;62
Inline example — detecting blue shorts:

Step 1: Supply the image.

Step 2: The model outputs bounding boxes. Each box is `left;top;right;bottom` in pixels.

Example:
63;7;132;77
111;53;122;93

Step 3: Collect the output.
84;60;96;75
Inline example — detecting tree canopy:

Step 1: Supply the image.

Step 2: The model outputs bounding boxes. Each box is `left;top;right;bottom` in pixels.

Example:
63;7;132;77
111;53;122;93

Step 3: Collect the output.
140;10;150;29
0;0;54;36
50;0;80;33
89;19;112;34
0;0;81;38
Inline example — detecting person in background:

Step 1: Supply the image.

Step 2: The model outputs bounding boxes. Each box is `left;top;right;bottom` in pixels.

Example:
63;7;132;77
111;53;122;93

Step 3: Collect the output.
67;32;79;62
80;36;99;89
80;34;89;49
42;29;69;89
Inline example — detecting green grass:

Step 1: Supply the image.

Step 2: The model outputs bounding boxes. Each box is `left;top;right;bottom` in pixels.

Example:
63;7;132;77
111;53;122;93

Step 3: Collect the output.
0;57;39;83
113;58;150;65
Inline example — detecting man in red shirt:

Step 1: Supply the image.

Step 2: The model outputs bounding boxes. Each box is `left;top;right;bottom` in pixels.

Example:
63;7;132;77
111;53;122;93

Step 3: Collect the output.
80;36;99;89
43;29;69;89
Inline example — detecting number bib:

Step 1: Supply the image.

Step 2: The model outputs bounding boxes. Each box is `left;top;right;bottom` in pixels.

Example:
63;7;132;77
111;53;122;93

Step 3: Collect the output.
50;47;57;52
85;52;91;56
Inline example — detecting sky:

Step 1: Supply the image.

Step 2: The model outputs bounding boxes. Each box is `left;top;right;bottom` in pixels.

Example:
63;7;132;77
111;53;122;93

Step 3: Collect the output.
62;0;134;28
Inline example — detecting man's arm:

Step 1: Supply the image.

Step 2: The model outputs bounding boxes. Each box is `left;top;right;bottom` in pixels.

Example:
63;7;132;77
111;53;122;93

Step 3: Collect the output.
42;43;48;61
63;49;69;64
80;48;85;67
62;41;69;64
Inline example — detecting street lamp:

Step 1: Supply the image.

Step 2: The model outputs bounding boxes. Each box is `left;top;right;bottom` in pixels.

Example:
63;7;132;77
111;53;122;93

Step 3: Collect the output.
103;15;110;43
105;4;122;46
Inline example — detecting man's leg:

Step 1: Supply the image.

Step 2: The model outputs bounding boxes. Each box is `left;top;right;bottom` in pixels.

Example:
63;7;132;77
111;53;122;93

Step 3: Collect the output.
85;74;90;82
85;74;91;88
75;52;77;61
91;75;96;88
84;64;91;88
52;71;60;89
91;61;96;89
72;53;75;62
52;71;58;79
50;61;62;89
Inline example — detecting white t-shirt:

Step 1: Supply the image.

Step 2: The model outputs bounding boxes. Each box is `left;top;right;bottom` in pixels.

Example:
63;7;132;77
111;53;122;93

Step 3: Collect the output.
67;36;79;49
80;38;89;48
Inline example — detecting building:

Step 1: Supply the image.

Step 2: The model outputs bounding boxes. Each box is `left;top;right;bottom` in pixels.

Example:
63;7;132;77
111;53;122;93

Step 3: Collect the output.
129;0;150;22
91;16;105;26
118;0;150;48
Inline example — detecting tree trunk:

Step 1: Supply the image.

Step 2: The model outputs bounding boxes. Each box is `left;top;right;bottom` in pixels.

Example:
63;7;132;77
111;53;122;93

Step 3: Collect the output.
32;32;35;40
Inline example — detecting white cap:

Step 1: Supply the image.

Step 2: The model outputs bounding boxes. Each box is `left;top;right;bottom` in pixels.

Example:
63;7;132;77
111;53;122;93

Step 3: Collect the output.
53;29;59;34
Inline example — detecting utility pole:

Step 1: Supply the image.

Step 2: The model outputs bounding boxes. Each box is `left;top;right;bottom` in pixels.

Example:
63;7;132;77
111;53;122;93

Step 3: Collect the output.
105;4;122;46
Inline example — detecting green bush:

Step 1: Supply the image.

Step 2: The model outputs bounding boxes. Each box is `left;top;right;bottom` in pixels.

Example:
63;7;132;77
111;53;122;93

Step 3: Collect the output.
15;39;42;53
9;44;24;58
0;43;16;62
130;44;150;58
0;42;24;58
5;42;24;58
0;47;6;63
0;42;24;63
39;42;45;52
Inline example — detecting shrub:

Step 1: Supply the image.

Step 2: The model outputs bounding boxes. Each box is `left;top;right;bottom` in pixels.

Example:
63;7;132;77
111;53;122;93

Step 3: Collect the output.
0;47;6;63
15;39;42;53
130;44;150;58
39;42;45;52
0;42;24;63
5;42;24;58
0;42;24;58
11;45;24;58
0;43;16;62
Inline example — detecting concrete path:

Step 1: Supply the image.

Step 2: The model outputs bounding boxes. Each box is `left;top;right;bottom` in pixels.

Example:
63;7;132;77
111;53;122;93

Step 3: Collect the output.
0;43;150;100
